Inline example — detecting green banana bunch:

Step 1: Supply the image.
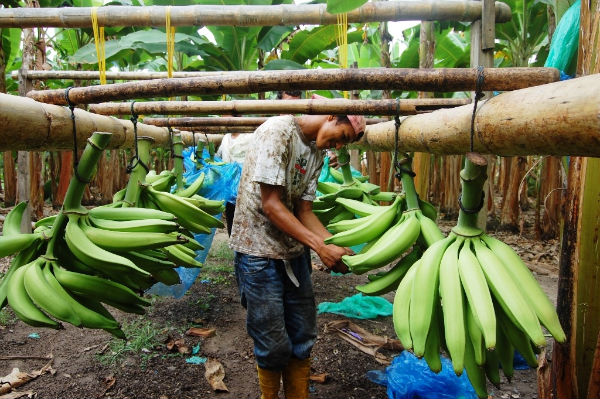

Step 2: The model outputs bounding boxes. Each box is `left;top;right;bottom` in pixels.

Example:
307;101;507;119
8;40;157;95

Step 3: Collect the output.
0;132;207;338
391;156;565;398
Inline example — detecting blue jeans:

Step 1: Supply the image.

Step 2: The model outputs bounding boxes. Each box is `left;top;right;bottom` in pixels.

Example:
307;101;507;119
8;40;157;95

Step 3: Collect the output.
234;251;317;370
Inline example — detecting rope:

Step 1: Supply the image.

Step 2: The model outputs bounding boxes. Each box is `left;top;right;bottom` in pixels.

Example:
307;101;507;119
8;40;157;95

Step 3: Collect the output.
91;7;106;85
458;191;485;214
126;101;149;174
470;66;485;153
64;87;90;184
166;6;176;79
393;109;415;179
336;12;349;99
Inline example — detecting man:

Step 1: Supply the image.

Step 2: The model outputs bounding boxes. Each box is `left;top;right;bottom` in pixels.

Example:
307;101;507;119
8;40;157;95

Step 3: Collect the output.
230;106;366;399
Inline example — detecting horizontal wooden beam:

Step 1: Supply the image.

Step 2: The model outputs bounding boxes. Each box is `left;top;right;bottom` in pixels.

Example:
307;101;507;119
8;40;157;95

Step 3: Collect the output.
4;74;597;155
88;98;470;116
0;94;219;151
28;67;559;105
0;1;512;28
12;70;233;81
141;116;387;130
355;74;600;156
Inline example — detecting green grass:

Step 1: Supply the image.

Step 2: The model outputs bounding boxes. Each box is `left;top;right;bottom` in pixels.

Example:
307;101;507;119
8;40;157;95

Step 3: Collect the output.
96;318;165;368
0;308;15;326
196;293;215;311
207;240;234;261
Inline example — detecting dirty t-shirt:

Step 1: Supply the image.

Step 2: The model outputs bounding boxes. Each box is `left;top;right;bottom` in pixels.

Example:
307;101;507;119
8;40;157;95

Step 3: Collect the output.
230;115;323;259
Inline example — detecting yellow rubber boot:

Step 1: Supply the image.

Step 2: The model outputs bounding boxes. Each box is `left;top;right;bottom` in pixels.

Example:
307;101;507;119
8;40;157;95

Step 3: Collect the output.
282;358;311;399
257;365;281;399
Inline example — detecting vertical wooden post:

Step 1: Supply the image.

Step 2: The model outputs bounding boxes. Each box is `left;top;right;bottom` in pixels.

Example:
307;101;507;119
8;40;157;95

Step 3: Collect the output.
412;21;434;201
550;1;600;398
16;25;35;232
377;10;392;191
349;62;362;171
470;0;494;229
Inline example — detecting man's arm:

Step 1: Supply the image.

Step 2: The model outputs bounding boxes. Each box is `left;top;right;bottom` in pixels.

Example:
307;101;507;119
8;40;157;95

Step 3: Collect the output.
260;183;348;272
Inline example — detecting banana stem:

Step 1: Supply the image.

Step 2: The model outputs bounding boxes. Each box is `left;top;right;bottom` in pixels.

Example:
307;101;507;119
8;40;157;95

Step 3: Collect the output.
47;132;112;256
336;147;354;185
399;156;420;210
456;153;488;233
172;134;185;191
122;138;153;207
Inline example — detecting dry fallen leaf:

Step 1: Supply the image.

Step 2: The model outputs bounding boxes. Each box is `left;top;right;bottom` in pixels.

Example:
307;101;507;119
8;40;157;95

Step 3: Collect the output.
186;327;216;338
204;358;228;392
0;389;35;399
309;373;328;383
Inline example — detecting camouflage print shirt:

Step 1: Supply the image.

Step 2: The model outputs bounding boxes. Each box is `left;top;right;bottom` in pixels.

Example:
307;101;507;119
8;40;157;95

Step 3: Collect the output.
230;115;324;259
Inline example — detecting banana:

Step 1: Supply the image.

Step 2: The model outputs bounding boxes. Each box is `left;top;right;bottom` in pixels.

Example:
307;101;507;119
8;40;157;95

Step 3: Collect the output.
438;238;465;375
424;304;442;373
186;195;226;214
23;260;82;326
342;211;421;273
34;214;57;229
418;198;438;222
0;240;42;310
150;173;176;192
43;263;120;330
0;233;42;258
325;196;401;247
145;186;224;229
484;348;501;388
472;238;546;348
370;191;396;202
355;247;421;296
89;217;179;233
89;206;176;221
334;197;384;217
6;260;61;329
317;181;341;195
64;215;150;279
3;202;28;236
69;293;126;339
415;211;445;246
172;243;197;259
312;199;331;211
326;211;381;234
313;205;346;226
112;187;126;202
465;300;486;366
392;261;419;350
182;238;204;251
458;239;496;350
80;217;187;252
175;172;205;198
327;209;355;225
463;331;488;399
52;265;150;309
496;320;514;381
145;169;160;183
496;303;539;368
162;245;203;268
121;250;176;271
481;234;565;343
409;235;454;357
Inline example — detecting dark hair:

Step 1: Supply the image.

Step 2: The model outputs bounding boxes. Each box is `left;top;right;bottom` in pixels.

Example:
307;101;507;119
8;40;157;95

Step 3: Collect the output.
276;90;302;99
334;115;363;142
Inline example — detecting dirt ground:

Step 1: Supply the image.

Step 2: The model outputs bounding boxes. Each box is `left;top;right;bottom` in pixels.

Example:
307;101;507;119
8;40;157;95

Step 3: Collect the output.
0;208;560;399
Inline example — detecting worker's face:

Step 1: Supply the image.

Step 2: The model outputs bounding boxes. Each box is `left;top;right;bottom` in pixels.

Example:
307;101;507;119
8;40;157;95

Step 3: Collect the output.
315;116;356;150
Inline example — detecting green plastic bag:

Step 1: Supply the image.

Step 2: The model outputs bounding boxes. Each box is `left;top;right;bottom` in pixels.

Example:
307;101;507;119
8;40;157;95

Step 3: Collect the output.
317;293;393;319
545;0;580;75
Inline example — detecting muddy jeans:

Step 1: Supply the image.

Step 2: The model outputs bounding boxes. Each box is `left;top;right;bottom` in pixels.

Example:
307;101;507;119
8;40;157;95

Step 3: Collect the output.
234;251;317;370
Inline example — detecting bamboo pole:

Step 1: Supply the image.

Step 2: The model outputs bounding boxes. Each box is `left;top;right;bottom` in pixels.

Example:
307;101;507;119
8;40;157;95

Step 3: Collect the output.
353;74;600;156
0;1;512;28
3;75;598;154
141;116;388;127
88;98;470;116
11;70;235;81
0;93;218;151
28;68;559;105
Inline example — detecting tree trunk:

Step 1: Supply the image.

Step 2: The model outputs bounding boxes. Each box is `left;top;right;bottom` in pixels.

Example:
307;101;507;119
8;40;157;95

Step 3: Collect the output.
2;152;16;206
28;152;43;219
55;151;72;205
500;156;526;230
536;156;563;239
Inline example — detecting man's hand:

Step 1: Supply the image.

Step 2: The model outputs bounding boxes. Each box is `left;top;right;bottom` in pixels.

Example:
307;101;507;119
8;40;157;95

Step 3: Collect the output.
316;243;352;273
327;150;339;169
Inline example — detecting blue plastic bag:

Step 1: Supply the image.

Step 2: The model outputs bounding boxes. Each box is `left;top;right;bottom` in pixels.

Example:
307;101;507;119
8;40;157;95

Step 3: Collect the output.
317;293;392;319
369;352;478;399
147;146;238;298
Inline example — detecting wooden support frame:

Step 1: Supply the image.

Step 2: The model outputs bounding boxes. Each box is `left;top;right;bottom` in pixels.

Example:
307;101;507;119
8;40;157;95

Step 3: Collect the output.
2;75;598;155
88;98;471;116
27;67;560;105
11;70;236;81
141;116;387;128
0;1;512;28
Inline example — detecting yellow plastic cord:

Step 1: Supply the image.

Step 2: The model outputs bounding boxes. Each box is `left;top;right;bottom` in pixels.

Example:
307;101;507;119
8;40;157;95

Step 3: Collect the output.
165;6;176;79
91;7;106;85
336;12;349;98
